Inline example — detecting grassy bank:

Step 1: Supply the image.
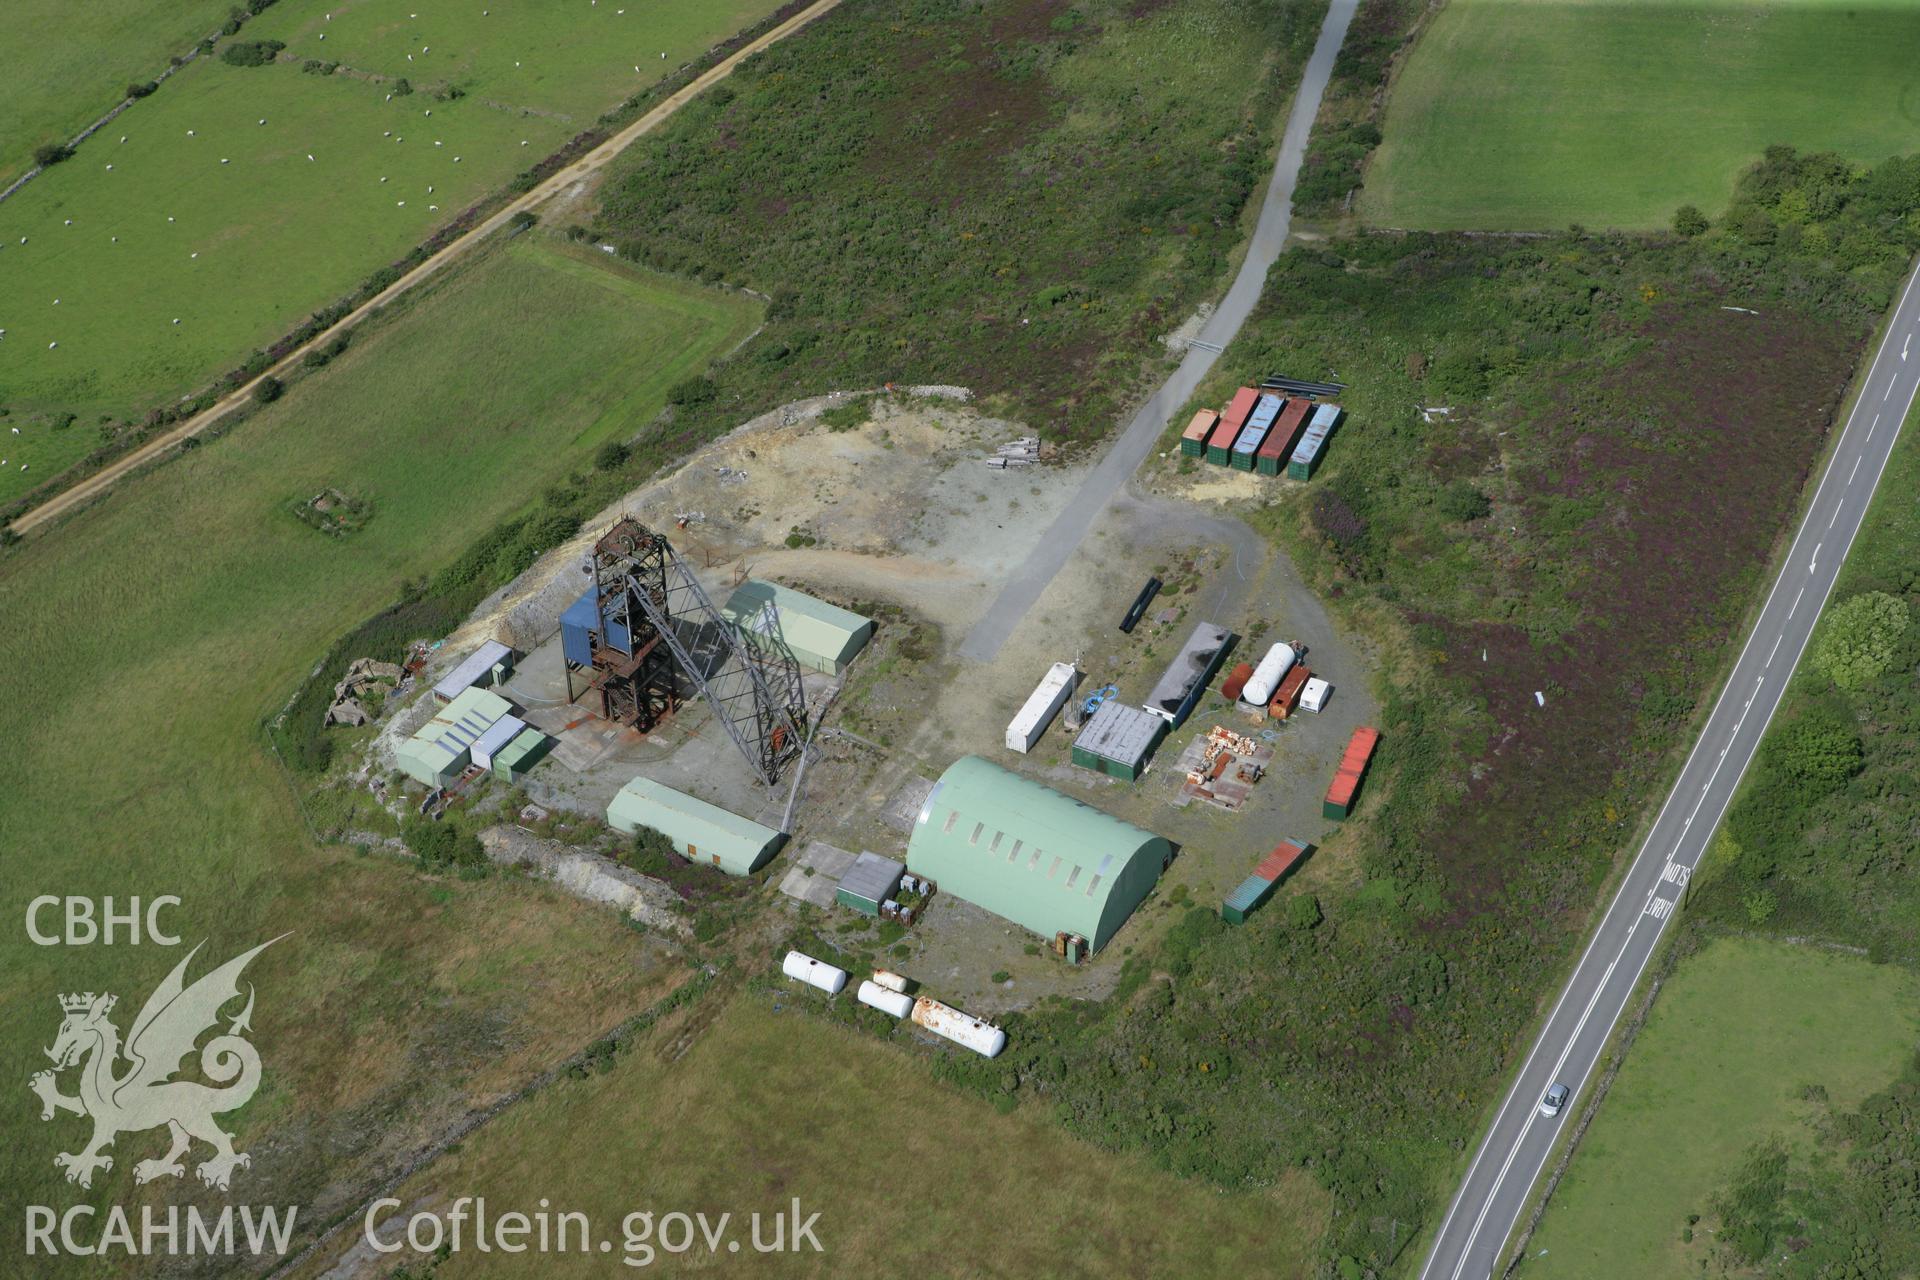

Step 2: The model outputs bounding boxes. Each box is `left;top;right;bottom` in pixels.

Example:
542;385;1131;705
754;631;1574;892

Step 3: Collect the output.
0;239;759;1273
1362;0;1920;230
306;990;1329;1279
590;0;1324;448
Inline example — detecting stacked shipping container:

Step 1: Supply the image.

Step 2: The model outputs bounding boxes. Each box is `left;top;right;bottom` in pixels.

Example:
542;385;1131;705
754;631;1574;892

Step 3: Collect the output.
1323;726;1380;819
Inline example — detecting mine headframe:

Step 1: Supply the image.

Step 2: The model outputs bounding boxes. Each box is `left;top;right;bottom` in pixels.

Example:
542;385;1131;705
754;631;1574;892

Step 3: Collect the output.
589;517;805;786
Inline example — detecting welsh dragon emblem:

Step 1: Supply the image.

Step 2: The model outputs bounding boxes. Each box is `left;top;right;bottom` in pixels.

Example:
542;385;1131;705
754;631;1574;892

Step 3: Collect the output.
29;937;284;1192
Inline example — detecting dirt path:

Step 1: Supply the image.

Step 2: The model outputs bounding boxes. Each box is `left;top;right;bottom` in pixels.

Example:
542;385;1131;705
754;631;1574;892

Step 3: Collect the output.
10;0;843;539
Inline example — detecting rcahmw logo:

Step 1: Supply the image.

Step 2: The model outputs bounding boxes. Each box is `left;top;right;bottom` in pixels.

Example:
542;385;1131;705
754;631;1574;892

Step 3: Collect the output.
24;933;301;1259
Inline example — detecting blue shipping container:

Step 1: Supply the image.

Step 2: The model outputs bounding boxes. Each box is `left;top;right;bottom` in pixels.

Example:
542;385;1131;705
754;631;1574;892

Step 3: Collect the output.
1247;394;1283;432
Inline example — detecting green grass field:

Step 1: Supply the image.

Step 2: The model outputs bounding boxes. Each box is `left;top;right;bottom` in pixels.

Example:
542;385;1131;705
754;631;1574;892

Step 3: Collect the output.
314;992;1328;1279
1522;938;1920;1278
0;0;782;484
0;0;238;186
0;241;759;1271
1362;0;1920;230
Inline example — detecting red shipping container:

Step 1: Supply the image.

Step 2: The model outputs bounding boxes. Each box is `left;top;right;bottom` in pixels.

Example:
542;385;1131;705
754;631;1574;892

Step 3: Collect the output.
1325;726;1380;810
1220;661;1254;701
1259;398;1314;465
1221;386;1261;430
1268;664;1311;719
1254;839;1308;882
1206;414;1242;456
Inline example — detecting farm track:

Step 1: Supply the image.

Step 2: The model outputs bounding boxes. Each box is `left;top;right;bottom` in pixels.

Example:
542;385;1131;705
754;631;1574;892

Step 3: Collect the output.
10;0;843;539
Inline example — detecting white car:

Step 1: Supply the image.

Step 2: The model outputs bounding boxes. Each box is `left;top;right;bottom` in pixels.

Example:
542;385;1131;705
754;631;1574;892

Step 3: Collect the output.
1539;1083;1571;1118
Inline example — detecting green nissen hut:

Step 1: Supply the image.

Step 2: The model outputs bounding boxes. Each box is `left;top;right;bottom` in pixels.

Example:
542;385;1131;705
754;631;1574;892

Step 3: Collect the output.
722;579;874;676
907;756;1172;952
395;686;514;788
606;776;785;876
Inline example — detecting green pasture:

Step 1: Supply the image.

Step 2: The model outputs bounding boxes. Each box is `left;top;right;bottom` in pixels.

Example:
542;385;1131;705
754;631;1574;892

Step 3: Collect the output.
0;0;238;186
0;0;783;494
1363;0;1920;230
0;241;759;1262
1522;938;1920;1278
253;0;781;124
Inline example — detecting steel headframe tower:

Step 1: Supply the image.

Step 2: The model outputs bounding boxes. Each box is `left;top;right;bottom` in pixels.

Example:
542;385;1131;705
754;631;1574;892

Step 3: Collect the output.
590;517;805;787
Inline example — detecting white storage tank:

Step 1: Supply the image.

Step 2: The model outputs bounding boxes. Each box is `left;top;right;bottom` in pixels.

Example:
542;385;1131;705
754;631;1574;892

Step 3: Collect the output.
911;996;1008;1058
1005;662;1077;753
857;980;914;1019
1300;676;1332;713
1241;642;1297;706
781;950;848;995
872;969;910;994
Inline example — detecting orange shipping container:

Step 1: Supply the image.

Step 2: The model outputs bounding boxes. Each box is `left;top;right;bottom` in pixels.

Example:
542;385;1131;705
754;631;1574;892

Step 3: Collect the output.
1254;839;1309;882
1268;664;1311;719
1182;409;1220;447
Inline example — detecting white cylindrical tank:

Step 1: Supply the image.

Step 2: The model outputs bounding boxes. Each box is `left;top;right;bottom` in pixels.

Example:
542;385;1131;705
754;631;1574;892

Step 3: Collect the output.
1241;642;1297;705
872;969;910;994
781;950;847;995
911;996;1008;1058
857;980;914;1019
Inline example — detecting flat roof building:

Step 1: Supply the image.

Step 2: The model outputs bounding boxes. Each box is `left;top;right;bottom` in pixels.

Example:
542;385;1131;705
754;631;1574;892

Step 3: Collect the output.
907;756;1172;952
1071;699;1168;781
432;639;514;703
722;579;874;676
1143;621;1233;728
836;851;905;916
606;775;785;876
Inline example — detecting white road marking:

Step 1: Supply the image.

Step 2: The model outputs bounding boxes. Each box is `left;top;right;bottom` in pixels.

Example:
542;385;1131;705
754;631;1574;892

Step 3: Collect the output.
1829;506;1840;528
1905;333;1912;360
1869;413;1880;441
1810;543;1821;571
1424;255;1920;1280
1790;587;1804;619
1766;633;1782;666
1850;455;1863;483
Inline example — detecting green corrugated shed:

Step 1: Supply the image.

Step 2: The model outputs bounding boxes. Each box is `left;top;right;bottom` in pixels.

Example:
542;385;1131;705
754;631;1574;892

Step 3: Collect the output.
490;727;550;783
906;756;1171;952
606;776;785;876
395;686;514;787
722;579;873;675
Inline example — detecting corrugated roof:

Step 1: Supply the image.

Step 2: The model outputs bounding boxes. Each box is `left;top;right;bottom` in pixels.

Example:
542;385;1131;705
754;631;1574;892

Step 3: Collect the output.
606;775;785;876
396;686;514;784
722;579;873;672
906;756;1169;951
433;640;513;702
1074;699;1164;768
839;851;904;903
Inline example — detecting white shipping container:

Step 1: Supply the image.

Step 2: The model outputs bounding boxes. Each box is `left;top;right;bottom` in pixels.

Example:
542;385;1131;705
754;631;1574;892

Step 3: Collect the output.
1241;642;1297;706
911;996;1008;1058
1300;677;1332;714
781;950;848;995
1005;661;1077;753
857;980;914;1019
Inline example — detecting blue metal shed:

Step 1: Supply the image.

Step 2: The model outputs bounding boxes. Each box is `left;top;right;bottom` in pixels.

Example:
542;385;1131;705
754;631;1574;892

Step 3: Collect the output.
561;588;598;667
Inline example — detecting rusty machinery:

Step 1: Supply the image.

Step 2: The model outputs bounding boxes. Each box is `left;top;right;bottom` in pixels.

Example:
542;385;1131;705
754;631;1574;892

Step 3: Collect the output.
572;517;805;786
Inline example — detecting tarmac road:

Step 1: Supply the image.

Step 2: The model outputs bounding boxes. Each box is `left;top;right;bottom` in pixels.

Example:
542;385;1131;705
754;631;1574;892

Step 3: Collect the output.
1420;254;1920;1280
956;0;1360;664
